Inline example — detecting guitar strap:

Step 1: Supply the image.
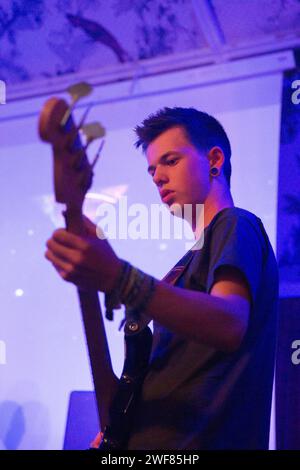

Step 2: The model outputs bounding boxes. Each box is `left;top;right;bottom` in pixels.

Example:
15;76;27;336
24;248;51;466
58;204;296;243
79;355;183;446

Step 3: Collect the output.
162;247;196;285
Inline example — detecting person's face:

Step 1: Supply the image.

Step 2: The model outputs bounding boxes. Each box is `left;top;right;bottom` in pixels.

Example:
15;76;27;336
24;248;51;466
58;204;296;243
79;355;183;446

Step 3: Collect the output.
146;126;211;212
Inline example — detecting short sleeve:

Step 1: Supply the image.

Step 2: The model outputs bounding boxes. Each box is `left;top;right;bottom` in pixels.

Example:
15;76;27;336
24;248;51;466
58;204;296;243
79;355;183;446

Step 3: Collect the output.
206;213;265;304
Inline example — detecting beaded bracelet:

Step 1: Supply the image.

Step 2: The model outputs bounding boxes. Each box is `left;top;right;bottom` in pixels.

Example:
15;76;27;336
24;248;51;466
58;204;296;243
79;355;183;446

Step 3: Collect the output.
104;260;131;320
105;260;156;328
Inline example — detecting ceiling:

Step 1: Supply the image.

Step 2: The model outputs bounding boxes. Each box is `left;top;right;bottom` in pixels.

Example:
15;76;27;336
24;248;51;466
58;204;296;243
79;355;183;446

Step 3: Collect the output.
1;0;300;93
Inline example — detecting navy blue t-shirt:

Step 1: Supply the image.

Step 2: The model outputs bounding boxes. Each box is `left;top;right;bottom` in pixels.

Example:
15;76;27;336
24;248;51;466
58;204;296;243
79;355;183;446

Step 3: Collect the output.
127;207;279;450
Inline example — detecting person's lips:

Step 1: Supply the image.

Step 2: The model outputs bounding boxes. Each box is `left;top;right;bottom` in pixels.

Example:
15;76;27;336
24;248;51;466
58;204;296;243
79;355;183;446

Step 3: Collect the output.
160;189;175;203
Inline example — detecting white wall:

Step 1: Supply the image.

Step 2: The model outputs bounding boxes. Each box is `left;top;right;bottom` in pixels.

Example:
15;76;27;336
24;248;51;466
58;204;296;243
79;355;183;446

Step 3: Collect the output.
0;56;283;449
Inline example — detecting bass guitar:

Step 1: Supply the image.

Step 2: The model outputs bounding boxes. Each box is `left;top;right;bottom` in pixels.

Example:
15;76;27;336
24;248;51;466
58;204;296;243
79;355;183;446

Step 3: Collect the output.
38;83;152;449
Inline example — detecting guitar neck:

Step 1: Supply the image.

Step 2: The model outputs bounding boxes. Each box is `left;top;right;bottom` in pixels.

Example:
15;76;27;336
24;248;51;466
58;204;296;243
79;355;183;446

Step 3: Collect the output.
64;209;117;430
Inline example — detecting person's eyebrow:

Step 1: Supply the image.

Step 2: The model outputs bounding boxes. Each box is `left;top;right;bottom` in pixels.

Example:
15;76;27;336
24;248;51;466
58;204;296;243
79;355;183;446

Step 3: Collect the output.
147;151;180;174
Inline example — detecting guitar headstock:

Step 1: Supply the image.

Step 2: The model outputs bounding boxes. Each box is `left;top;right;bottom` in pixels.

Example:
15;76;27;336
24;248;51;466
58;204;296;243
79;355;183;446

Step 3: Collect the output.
38;83;105;213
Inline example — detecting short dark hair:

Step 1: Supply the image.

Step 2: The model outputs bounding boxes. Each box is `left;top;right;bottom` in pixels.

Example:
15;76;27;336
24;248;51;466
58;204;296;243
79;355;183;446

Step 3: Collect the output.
135;107;232;187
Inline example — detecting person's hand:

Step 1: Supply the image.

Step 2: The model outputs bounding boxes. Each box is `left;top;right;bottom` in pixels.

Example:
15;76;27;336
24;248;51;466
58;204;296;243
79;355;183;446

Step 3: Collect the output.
45;216;122;292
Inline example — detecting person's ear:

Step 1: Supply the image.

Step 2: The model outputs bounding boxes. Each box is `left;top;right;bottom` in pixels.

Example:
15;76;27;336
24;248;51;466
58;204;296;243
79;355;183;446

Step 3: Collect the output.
208;147;224;177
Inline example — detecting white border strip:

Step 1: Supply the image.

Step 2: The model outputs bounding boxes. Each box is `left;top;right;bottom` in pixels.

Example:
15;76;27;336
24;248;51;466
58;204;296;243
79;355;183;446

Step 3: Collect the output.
1;50;295;122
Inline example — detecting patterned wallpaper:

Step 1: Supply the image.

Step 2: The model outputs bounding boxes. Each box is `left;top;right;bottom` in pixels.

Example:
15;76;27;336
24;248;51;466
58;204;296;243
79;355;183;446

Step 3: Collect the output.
277;69;300;295
1;0;300;87
0;0;204;85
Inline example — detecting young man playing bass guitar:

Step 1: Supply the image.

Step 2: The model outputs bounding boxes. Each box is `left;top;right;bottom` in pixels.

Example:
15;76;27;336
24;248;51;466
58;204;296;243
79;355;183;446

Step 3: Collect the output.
45;107;278;450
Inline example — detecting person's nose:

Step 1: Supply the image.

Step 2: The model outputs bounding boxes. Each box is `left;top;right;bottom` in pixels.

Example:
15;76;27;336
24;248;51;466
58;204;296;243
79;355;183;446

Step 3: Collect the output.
152;165;168;187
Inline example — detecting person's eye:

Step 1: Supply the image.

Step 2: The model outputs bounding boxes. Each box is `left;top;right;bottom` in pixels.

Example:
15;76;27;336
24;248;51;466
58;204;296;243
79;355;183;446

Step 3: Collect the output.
167;158;178;166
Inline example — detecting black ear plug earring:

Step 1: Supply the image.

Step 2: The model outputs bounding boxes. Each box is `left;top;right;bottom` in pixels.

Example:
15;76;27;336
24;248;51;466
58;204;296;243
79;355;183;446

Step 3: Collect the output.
210;167;219;176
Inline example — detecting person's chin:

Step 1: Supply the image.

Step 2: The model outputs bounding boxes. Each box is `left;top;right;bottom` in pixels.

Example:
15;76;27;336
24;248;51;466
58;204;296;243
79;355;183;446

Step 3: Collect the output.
169;201;184;218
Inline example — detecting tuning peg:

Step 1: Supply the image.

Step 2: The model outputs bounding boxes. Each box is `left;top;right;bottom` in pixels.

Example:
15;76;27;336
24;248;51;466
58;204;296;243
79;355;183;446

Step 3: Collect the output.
72;106;104;147
61;82;93;128
80;122;106;146
67;82;92;102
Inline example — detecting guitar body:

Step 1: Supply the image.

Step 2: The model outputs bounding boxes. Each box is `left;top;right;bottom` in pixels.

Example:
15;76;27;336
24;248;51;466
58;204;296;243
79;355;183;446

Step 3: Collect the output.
99;326;153;450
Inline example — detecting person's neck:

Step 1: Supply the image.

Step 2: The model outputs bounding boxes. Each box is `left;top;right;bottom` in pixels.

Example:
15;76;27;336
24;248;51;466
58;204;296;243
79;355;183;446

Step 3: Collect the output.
193;186;234;239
